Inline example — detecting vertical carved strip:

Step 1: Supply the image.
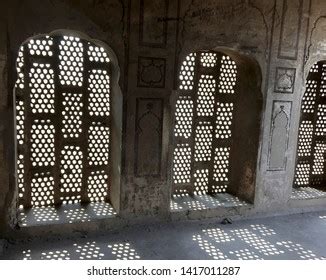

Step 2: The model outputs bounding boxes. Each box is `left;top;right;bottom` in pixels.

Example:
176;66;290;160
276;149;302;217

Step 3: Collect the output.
278;0;303;60
139;0;169;47
268;101;292;170
134;98;163;177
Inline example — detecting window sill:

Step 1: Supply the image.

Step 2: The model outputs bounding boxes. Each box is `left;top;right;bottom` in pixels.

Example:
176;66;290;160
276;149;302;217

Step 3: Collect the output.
170;193;249;212
291;187;326;200
18;202;117;227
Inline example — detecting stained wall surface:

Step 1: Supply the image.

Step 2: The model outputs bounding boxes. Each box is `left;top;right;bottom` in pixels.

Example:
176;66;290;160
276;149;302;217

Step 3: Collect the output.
0;0;326;237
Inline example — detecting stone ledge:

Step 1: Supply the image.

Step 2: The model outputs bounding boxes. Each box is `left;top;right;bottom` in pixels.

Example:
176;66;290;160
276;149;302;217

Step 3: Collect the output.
18;202;117;228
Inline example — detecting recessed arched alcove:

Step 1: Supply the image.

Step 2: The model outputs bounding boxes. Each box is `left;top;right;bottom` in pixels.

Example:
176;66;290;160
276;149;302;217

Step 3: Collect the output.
169;48;263;211
291;60;326;200
13;30;122;226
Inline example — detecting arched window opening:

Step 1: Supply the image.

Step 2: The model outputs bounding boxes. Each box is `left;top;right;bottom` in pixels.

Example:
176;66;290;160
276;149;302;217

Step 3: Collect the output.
14;31;121;225
292;61;326;199
171;50;262;211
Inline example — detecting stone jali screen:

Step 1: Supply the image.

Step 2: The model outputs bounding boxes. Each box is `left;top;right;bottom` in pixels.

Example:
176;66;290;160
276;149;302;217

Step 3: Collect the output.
15;33;112;208
172;51;237;196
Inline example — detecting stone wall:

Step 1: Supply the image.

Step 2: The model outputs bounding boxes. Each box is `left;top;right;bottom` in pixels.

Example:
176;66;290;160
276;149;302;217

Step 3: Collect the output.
0;0;326;237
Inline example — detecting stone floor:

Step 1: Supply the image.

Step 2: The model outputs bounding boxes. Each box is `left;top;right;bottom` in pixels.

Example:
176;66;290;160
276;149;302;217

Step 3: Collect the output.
2;210;326;260
17;193;247;228
291;187;326;200
18;202;117;227
170;193;248;212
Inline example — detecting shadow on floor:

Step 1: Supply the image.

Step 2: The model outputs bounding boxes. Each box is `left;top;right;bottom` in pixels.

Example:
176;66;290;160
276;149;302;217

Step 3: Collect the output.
2;211;326;260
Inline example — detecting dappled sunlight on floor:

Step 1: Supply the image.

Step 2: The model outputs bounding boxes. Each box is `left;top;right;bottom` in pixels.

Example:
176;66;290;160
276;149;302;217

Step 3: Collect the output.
19;241;140;260
170;193;248;211
4;211;326;260
291;187;326;200
18;202;117;227
192;223;325;260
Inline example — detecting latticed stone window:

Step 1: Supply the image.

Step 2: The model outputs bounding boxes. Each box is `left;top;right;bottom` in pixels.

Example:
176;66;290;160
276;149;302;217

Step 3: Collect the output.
172;51;238;196
294;61;326;190
15;31;114;209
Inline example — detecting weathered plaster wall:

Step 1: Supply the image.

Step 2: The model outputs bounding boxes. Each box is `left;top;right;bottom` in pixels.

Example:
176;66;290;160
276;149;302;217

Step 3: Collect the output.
0;7;10;233
0;0;326;237
177;0;273;74
305;0;326;68
255;0;309;211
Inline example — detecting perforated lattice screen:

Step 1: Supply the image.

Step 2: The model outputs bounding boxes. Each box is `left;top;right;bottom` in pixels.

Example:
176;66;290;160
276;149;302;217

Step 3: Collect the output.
15;34;112;208
294;62;326;190
172;51;237;195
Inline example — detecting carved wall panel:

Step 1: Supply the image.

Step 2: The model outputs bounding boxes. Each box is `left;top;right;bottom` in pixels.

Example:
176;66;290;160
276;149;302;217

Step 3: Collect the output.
139;0;168;47
122;0;177;214
178;0;271;58
278;0;303;60
134;98;163;177
268;101;292;171
137;57;166;88
274;67;296;94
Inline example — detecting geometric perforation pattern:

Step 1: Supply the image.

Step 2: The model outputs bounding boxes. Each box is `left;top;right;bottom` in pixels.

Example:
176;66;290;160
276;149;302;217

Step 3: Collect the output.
88;123;110;166
17;154;25;206
312;142;326;175
29;63;55;114
297;121;313;157
231;229;284;256
309;63;319;73
88;43;110;63
15;46;25;89
31;120;55;167
302;80;317;114
316;104;326;136
197;75;216;117
15;33;113;209
179;53;196;91
194;122;213;162
194;169;209;195
87;170;109;202
320;64;326;97
200;52;217;68
59;36;84;87
295;162;311;186
31;173;55;207
215;102;234;139
173;51;237;195
213;147;230;183
60;146;83;204
174;96;193;138
62;92;83;138
294;61;326;190
88;69;110;117
218;55;237;94
173;144;192;184
28;37;53;57
16;100;25;145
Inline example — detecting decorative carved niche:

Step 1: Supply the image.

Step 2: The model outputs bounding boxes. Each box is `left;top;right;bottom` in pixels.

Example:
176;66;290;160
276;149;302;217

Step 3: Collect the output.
139;0;168;47
134;98;163;177
278;0;303;60
268;101;292;171
137;57;166;88
274;67;296;94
